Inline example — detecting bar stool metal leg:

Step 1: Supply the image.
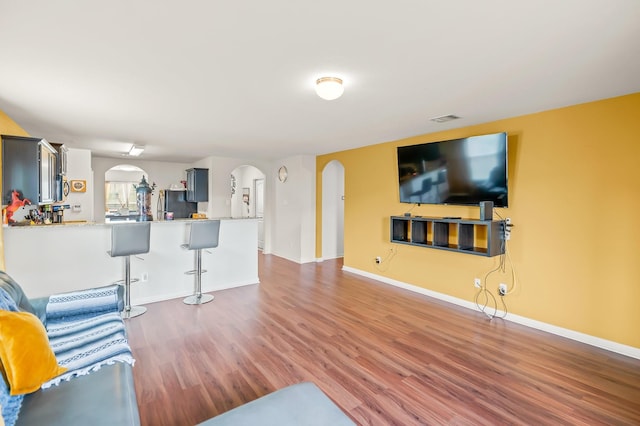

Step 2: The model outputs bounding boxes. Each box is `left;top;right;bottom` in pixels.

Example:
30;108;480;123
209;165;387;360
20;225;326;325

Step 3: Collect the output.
184;248;214;305
108;222;150;319
122;255;147;318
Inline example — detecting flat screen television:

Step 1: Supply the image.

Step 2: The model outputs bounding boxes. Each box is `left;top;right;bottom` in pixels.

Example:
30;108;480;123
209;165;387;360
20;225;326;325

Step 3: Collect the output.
397;132;508;207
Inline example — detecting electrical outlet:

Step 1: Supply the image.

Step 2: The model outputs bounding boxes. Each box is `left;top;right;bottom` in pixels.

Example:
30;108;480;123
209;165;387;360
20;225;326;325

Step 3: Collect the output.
141;272;149;282
474;278;482;288
375;256;382;264
503;217;512;240
498;283;507;296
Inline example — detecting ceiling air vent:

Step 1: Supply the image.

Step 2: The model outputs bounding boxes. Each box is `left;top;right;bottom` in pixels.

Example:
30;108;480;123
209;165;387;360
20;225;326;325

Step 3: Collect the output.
429;114;461;123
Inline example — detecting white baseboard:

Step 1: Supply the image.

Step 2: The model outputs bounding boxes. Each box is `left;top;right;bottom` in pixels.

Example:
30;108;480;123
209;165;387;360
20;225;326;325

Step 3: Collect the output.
342;266;640;360
317;254;343;262
134;279;259;306
271;252;317;264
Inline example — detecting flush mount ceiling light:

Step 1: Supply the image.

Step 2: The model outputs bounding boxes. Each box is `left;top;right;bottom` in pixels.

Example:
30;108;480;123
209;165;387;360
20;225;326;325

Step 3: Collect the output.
315;77;344;100
128;145;145;156
429;114;461;123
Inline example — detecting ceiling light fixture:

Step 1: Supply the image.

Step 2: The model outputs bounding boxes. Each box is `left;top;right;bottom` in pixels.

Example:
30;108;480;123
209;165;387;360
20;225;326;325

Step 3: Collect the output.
128;145;145;156
429;114;461;123
315;77;344;100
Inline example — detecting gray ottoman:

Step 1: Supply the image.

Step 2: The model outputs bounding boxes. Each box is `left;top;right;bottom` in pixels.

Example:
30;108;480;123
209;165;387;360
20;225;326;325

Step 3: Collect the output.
198;382;354;426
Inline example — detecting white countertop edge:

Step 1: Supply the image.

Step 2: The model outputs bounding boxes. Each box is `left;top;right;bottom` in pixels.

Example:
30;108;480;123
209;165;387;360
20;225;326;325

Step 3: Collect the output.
3;217;261;229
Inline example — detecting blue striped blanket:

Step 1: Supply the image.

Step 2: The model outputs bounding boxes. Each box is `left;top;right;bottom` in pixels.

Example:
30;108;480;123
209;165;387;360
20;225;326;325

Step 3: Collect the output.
46;284;123;322
42;285;135;389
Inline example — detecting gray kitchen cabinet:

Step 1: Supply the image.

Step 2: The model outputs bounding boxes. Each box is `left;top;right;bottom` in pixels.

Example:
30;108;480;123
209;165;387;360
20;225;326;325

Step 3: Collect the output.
2;135;58;206
186;168;208;202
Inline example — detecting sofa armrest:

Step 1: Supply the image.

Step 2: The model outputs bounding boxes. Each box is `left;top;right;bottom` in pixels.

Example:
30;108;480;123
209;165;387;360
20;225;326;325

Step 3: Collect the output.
198;382;354;426
18;362;140;426
44;284;124;324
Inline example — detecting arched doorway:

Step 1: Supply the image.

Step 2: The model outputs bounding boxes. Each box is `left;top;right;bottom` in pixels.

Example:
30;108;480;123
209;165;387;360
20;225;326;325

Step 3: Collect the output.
321;160;345;260
104;164;148;222
230;165;266;249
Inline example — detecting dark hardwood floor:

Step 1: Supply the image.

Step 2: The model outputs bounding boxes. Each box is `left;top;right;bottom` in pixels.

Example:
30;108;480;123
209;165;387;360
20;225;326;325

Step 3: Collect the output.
126;254;640;425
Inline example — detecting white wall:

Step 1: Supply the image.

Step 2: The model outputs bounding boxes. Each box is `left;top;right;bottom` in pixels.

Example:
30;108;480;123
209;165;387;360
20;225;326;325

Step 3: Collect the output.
273;155;316;263
105;168;144;182
63;148;94;222
92;157;192;222
190;155;274;253
190;156;270;219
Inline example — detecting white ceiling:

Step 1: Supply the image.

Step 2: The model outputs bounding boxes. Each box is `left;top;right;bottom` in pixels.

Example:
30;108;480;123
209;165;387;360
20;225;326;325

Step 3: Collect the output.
1;0;639;163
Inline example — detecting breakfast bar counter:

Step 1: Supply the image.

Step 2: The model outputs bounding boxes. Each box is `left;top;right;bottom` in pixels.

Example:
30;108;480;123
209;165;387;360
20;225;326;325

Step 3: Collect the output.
3;218;259;304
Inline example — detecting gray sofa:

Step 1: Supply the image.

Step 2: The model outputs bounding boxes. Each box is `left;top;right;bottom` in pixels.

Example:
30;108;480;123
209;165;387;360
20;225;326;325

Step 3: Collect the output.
198;382;355;426
0;272;140;426
17;363;139;426
2;272;354;426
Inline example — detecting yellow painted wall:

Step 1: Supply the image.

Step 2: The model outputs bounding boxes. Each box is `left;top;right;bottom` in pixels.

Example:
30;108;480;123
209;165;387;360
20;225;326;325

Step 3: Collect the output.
317;92;640;349
0;109;30;270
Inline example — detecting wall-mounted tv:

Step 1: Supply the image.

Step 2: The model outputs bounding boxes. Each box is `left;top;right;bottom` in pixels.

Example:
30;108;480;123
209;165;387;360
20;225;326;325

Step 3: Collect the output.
397;132;508;207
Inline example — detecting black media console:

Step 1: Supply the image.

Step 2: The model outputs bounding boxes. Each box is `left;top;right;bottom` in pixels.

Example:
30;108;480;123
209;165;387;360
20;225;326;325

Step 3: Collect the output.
390;216;505;257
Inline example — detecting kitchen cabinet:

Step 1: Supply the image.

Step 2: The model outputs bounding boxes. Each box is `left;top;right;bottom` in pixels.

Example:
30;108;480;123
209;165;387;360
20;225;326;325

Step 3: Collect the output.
1;135;58;205
51;143;69;202
51;142;68;176
186;168;208;202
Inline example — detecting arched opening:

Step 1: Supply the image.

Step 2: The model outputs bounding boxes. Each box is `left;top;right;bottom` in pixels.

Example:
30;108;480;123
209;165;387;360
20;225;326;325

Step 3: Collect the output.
104;164;149;222
322;160;345;260
230;165;266;249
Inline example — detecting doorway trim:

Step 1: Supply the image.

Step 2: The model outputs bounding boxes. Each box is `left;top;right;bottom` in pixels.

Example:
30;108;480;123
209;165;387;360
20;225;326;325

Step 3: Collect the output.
321;160;345;261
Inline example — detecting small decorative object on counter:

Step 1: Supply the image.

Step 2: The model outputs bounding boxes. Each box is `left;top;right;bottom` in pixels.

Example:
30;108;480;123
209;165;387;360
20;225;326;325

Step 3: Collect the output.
134;176;154;221
52;204;69;224
42;204;52;224
4;190;31;224
165;211;174;220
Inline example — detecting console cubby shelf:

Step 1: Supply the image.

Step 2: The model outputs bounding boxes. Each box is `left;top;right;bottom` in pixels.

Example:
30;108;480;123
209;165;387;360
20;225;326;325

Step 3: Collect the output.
390;216;505;257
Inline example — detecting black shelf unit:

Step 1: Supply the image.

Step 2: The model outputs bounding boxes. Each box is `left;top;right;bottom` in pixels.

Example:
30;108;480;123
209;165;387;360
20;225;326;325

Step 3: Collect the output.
390;216;505;257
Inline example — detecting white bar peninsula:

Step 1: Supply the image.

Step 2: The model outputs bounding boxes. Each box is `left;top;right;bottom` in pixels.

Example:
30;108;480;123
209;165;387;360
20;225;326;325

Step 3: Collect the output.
3;218;259;305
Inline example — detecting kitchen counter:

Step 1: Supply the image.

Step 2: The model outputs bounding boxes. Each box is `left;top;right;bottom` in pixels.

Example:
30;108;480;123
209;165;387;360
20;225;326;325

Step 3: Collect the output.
4;216;258;228
3;219;259;302
3;220;99;228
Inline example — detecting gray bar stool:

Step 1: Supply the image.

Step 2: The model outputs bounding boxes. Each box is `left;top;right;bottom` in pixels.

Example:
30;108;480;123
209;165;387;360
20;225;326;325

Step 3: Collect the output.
182;220;220;305
108;222;151;318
